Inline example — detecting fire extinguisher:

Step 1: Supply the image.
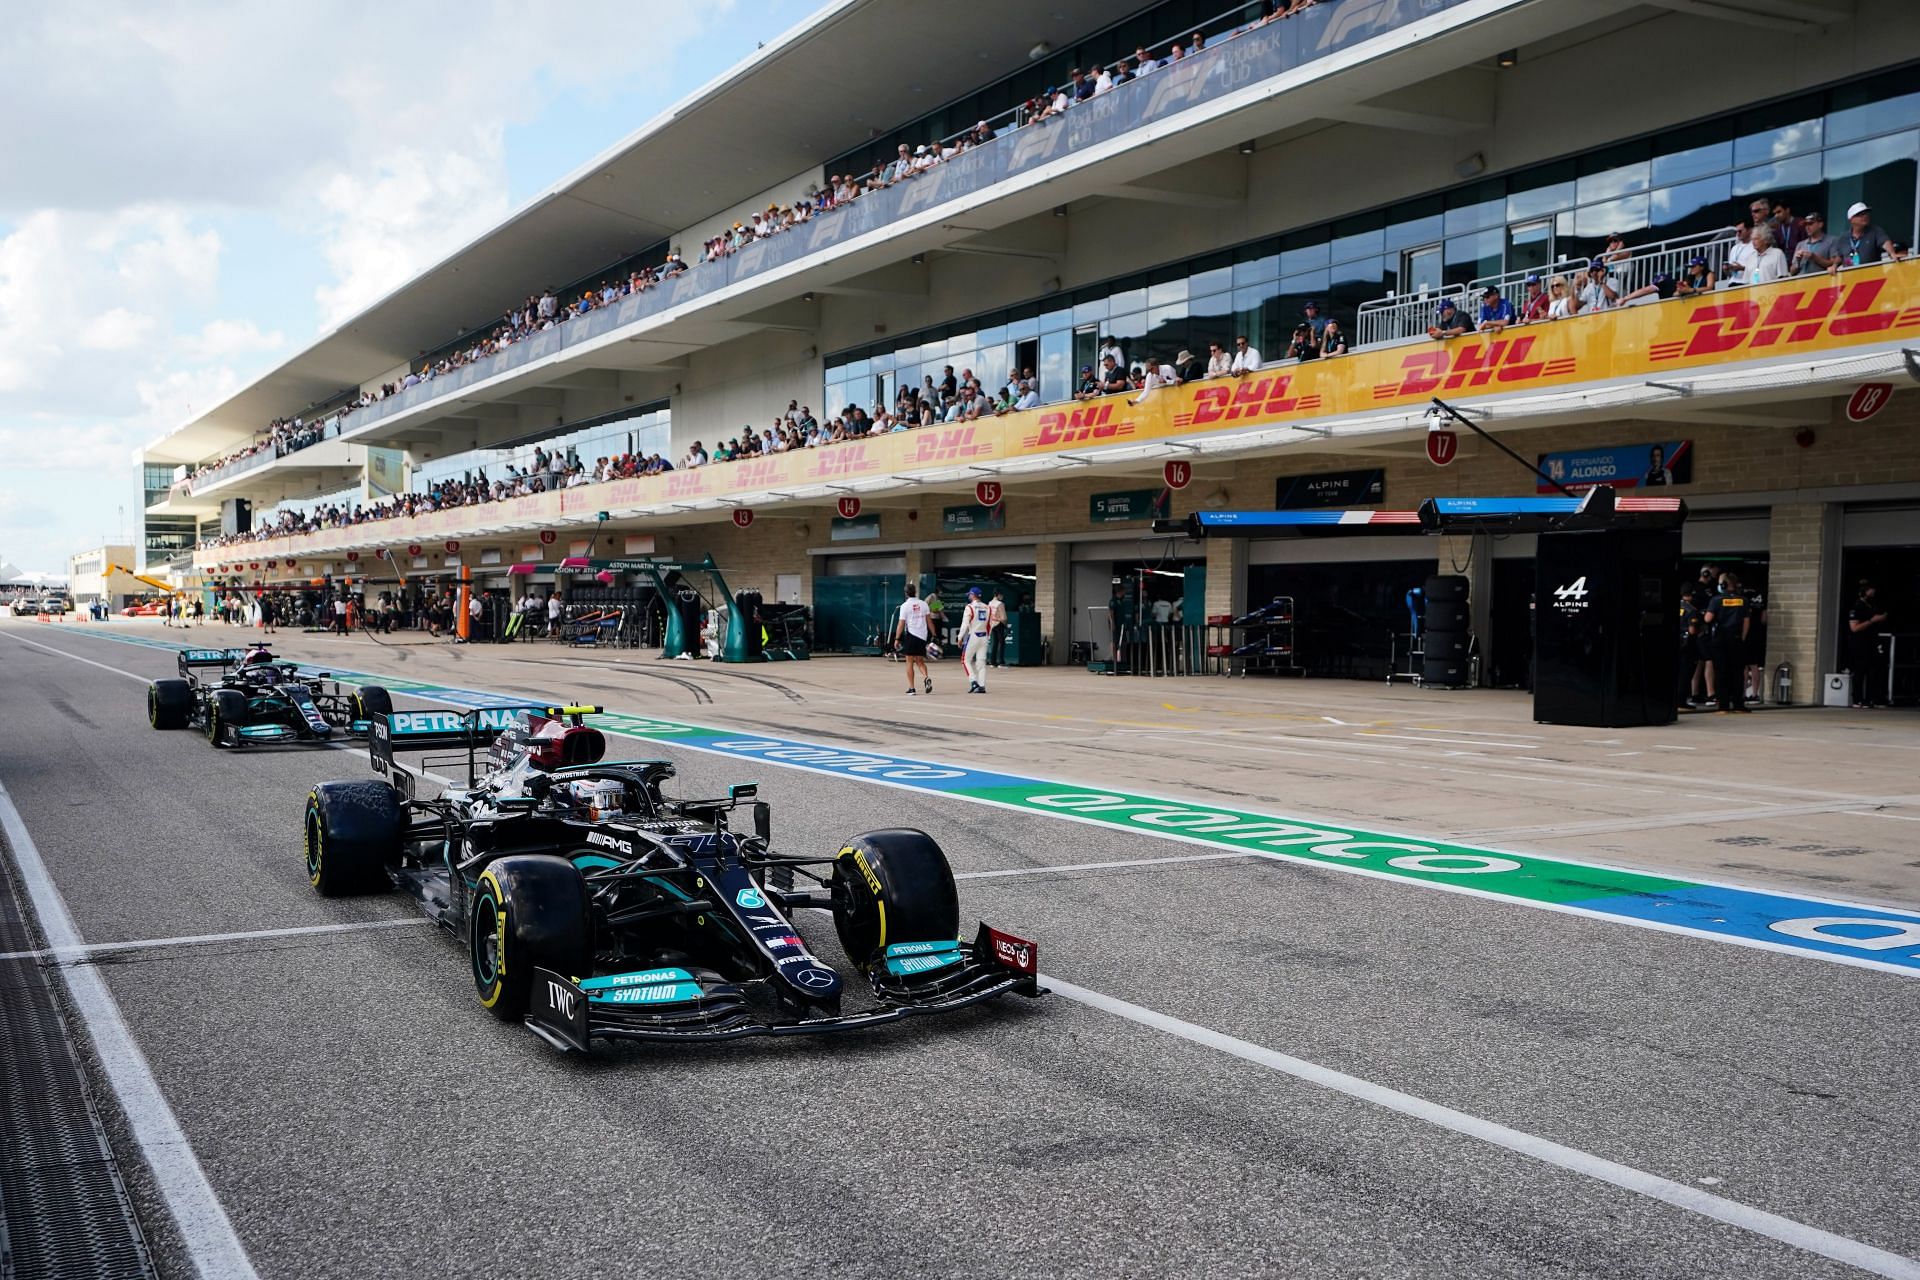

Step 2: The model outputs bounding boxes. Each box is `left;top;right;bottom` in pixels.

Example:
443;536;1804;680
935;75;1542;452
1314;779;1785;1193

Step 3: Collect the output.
1773;660;1792;707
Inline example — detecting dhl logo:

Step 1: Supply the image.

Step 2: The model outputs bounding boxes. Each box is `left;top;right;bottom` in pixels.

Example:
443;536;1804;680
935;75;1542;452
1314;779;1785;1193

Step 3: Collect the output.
1021;404;1139;449
666;471;709;498
732;459;781;489
1175;375;1323;428
1372;337;1576;400
1650;278;1920;362
903;426;996;465
806;443;880;478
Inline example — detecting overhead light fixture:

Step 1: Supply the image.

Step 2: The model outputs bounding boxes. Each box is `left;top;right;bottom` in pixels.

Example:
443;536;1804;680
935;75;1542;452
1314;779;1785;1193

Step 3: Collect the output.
1497;49;1518;67
1029;41;1051;60
1454;151;1487;179
911;253;926;265
1052;205;1067;218
1238;140;1255;155
802;291;815;302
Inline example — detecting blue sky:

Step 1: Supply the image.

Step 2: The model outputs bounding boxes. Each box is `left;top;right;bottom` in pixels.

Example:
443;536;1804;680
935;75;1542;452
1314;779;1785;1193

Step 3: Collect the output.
0;0;831;575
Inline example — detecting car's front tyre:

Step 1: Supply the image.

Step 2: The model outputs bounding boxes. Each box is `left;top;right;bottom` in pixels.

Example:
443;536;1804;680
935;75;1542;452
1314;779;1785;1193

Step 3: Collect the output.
830;829;960;969
470;856;592;1021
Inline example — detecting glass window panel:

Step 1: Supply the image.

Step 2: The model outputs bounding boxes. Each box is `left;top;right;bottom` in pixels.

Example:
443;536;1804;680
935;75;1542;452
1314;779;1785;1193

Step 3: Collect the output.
1189;265;1233;297
1145;302;1188;357
1279;240;1331;276
1187;291;1233;359
1653;139;1732;186
1038;329;1070;403
1648;174;1734;238
1733;154;1822;198
1006;315;1040;341
1444;196;1503;236
845;358;870;380
1330;226;1383;263
1041;305;1072;332
1384;213;1444;253
1231;254;1278;287
1733;116;1823;168
1573;193;1650;239
1444;229;1503;287
1071;298;1109;326
1575;160;1650;204
869;351;894;372
977;324;1007;348
948;350;977;381
1108;288;1148;316
1146;277;1188;308
1823;130;1918;246
978;343;1011;397
1279;267;1329;297
947;331;976;355
1507;180;1575;221
1828;86;1920;146
1107;310;1147;352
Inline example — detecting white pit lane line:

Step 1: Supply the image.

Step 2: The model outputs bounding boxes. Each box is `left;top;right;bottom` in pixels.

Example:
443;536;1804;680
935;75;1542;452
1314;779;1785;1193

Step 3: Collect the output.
14;628;1920;1274
1047;977;1920;1280
0;918;432;964
0;777;260;1280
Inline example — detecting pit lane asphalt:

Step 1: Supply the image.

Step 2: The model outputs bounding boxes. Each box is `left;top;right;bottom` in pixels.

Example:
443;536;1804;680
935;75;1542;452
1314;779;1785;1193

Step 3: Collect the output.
1;626;1915;1280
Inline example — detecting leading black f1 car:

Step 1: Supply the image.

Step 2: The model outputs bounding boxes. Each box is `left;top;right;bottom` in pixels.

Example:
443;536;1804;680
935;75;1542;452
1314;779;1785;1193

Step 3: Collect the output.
147;647;392;747
303;704;1043;1051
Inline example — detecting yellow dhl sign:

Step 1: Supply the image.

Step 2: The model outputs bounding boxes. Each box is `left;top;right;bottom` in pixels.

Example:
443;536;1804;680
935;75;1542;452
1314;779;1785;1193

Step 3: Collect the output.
200;261;1919;566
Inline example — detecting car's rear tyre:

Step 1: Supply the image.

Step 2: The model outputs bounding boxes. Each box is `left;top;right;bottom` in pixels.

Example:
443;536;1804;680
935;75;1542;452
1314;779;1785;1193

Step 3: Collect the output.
470;855;592;1021
148;679;191;730
830;829;960;968
353;686;393;723
305;781;403;896
204;689;245;747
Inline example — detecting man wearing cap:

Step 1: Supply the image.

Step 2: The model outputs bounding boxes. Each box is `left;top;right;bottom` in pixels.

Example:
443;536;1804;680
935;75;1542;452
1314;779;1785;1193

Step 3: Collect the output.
1301;300;1328;341
1576;261;1620;313
1519;275;1550;323
1075;364;1101;401
960;587;993;693
1426;298;1473;340
1477;284;1516;333
1793;210;1843;275
1842;202;1896;266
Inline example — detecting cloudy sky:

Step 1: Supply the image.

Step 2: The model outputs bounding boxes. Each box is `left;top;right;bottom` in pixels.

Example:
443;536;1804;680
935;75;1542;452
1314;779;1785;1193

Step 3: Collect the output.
0;0;829;574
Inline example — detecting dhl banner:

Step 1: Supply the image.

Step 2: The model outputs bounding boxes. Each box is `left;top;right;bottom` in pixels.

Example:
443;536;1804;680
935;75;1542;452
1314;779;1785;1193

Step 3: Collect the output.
200;262;1918;568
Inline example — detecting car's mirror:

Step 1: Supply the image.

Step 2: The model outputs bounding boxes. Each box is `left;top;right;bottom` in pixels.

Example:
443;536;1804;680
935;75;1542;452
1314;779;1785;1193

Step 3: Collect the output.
730;782;758;801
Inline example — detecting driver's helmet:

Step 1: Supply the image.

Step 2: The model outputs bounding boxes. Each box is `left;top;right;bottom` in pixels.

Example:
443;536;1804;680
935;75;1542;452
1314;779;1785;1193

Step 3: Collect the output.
242;645;275;667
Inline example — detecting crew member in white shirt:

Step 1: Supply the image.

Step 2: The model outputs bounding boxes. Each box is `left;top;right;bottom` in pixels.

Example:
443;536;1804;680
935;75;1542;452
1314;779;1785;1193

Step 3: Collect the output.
959;587;994;693
893;582;933;695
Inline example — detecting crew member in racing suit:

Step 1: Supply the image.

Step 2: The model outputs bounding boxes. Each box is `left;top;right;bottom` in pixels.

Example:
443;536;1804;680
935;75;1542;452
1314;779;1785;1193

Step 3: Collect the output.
960;587;992;694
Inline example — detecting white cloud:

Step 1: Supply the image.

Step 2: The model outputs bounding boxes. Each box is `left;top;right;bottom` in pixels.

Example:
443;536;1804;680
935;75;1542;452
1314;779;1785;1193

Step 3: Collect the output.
77;307;158;351
179;319;284;362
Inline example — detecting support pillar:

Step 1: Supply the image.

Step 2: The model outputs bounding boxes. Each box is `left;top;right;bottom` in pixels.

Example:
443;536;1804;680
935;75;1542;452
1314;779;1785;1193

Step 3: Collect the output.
1204;536;1248;623
1765;501;1842;705
1031;540;1071;665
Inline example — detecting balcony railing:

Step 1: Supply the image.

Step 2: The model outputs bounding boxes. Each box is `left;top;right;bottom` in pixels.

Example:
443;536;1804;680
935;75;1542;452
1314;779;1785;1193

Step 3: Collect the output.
196;260;1919;571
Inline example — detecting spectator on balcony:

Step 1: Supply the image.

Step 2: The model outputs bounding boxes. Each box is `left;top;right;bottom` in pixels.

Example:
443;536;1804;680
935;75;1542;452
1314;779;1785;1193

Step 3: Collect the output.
1597;233;1630;270
1230;333;1262;374
971;120;996;146
538;289;558;321
1747;225;1789;285
1189;30;1205;51
1014;379;1041;410
1133;45;1159;73
1206;341;1231;378
1319;321;1347;357
1070;68;1093;102
1094;64;1115;94
1620;272;1679;307
885;144;914;184
1517;275;1550;322
1724;222;1757;285
940;366;959;399
1301;300;1328;341
1793;211;1843;274
1477;284;1516;333
1842;202;1897;265
1131;355;1180;403
1285;325;1319;362
1098;355;1131;395
1098;335;1124;368
1576;262;1620;313
1676;256;1716;295
1426;299;1473;339
1173;348;1203;383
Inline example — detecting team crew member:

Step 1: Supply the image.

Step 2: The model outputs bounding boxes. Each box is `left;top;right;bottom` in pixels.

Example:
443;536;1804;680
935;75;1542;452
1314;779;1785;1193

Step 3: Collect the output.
987;589;1009;668
1686;566;1716;707
1702;572;1751;713
1847;581;1890;708
894;582;933;695
960;587;993;693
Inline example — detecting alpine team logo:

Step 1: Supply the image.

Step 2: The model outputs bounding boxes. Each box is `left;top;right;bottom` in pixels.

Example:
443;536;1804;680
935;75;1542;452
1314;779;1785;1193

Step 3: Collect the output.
1553;577;1591;611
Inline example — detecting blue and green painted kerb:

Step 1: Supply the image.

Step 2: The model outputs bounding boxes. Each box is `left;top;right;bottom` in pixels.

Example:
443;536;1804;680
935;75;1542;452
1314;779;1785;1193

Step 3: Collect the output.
70;630;1920;972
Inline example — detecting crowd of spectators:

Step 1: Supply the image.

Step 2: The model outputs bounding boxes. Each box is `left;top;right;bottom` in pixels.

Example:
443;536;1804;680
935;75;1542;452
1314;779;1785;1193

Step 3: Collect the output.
191;1;1334;482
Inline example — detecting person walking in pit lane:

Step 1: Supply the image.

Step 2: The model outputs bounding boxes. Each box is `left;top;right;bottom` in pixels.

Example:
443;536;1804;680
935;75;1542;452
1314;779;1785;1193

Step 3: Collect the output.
960;587;993;693
894;581;933;695
987;588;1009;668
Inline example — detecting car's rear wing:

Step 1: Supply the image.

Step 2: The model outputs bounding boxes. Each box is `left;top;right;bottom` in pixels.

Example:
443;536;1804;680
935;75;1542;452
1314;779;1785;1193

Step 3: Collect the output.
178;648;245;677
369;704;602;795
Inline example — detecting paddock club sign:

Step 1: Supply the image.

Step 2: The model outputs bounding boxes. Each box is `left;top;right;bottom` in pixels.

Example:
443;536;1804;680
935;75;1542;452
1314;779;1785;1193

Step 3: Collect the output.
198;264;1920;570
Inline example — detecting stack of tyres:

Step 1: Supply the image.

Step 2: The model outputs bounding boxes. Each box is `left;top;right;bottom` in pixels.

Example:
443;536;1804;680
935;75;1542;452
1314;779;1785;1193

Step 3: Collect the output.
1422;575;1472;687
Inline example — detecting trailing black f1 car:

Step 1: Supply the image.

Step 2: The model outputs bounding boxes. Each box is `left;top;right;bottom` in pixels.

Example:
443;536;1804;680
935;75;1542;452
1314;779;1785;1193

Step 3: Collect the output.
147;647;393;747
303;704;1042;1051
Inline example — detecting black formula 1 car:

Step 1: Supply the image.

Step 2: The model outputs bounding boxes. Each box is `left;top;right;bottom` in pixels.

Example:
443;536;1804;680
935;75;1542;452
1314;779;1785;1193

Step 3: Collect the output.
147;647;393;747
303;704;1043;1051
